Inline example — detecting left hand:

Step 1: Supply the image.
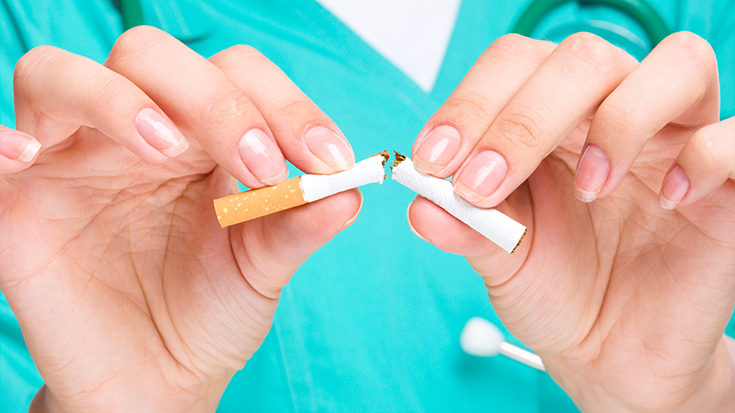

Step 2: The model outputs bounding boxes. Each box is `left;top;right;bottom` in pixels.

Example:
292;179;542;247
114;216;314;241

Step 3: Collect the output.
1;27;359;412
408;32;735;412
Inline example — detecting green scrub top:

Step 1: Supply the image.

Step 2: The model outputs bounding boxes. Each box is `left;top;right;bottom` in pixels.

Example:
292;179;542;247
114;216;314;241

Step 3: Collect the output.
2;1;735;411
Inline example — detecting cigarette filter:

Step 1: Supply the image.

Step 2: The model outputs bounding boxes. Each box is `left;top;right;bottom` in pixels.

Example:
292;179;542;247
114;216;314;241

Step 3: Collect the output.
215;153;387;227
391;156;526;254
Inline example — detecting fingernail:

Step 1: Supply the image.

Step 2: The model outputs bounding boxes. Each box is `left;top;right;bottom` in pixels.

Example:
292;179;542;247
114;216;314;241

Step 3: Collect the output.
574;144;610;202
413;125;461;173
239;129;287;185
304;126;354;171
454;150;507;202
136;108;189;157
0;131;41;162
659;165;689;210
406;200;429;242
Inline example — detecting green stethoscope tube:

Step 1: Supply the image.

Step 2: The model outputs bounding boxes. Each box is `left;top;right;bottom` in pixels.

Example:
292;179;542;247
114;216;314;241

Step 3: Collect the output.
120;0;145;30
512;0;671;45
120;0;671;47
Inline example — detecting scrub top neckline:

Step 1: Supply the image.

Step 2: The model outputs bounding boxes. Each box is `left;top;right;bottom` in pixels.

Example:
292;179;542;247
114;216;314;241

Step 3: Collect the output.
290;0;458;109
314;0;462;92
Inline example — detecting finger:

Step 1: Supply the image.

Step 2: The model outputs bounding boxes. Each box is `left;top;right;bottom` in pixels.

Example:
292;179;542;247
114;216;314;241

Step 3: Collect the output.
105;26;287;188
407;195;528;281
407;196;499;255
659;116;735;209
410;34;556;177
232;189;362;299
0;127;41;173
576;32;720;202
452;33;638;208
210;45;355;175
13;46;189;164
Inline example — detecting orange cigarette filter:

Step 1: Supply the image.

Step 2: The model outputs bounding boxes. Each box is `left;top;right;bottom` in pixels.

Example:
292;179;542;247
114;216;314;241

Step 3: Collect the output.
214;177;305;227
214;152;388;228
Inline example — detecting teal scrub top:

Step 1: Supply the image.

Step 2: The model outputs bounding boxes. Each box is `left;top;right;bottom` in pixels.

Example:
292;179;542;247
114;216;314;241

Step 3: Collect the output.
2;1;735;411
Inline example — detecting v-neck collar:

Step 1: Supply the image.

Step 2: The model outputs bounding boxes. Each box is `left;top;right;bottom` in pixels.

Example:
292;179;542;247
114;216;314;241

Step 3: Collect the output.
146;0;508;117
284;0;508;110
287;0;450;108
313;0;462;93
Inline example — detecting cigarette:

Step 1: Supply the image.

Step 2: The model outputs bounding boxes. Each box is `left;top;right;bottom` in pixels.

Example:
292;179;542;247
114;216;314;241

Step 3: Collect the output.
391;154;526;254
214;152;388;227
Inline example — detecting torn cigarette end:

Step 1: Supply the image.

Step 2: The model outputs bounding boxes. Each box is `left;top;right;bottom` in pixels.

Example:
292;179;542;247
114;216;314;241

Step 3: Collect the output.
391;150;407;170
214;152;387;228
510;229;526;254
214;177;305;227
374;150;390;165
392;157;526;254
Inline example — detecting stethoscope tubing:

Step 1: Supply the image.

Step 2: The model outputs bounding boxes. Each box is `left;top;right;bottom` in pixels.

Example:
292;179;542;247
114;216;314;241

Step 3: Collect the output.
512;0;670;45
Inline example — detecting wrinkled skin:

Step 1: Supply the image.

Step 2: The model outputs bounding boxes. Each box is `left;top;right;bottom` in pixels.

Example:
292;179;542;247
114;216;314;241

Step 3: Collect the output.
1;25;734;413
1;27;359;412
410;33;735;412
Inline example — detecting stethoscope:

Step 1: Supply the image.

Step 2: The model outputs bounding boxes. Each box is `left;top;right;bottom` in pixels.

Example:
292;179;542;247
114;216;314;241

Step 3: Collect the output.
513;0;669;45
120;0;671;49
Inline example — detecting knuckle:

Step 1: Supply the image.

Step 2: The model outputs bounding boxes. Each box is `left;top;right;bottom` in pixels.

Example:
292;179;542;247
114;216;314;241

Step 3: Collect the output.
116;25;166;49
484;33;551;66
663;32;714;59
594;101;641;138
211;44;263;68
199;86;252;126
271;98;318;121
87;75;134;114
108;25;169;66
563;32;625;73
565;31;607;50
688;127;722;170
661;32;717;74
488;33;528;54
494;110;546;152
443;93;492;122
14;46;62;87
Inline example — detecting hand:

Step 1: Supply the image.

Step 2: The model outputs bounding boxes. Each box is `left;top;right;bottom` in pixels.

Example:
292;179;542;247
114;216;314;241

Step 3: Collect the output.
0;26;359;412
408;32;735;412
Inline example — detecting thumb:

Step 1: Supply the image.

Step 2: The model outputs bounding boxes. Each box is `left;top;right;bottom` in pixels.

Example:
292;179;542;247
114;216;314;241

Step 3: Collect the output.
231;188;362;299
407;191;532;287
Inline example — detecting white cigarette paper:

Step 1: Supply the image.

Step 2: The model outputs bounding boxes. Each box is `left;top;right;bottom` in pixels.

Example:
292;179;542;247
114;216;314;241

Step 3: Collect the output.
300;154;386;202
214;153;386;227
392;157;526;253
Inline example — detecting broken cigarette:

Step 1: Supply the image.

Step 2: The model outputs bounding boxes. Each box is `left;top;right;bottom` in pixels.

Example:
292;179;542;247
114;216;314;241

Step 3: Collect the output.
214;152;388;227
391;155;526;254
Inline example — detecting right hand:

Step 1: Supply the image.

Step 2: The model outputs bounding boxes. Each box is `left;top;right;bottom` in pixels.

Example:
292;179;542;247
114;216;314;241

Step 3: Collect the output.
408;32;735;412
0;26;359;412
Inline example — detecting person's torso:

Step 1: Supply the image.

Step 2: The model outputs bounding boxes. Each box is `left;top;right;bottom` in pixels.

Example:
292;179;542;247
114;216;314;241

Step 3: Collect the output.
2;1;735;411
